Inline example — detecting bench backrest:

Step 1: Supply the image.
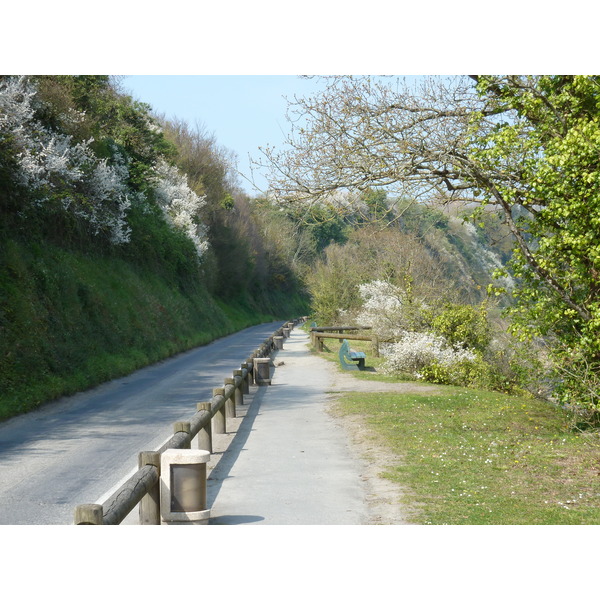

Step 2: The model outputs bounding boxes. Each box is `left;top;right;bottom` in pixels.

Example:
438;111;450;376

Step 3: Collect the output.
339;339;350;358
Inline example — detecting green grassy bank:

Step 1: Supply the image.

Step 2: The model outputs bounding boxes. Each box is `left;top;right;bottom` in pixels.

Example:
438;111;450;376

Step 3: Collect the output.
0;237;308;422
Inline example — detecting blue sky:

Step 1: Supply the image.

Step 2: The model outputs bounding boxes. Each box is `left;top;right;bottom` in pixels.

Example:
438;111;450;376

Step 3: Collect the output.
122;75;330;195
123;76;425;196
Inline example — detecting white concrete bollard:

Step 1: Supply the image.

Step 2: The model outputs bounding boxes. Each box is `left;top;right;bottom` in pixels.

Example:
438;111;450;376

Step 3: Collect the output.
160;449;211;525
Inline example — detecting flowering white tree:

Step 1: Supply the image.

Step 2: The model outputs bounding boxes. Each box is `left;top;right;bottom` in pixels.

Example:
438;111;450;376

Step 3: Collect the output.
152;159;209;258
356;280;405;336
1;76;212;255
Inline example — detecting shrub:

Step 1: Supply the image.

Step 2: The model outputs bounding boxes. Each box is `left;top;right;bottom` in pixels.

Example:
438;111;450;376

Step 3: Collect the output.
1;76;132;243
418;355;515;392
382;331;476;375
430;302;491;352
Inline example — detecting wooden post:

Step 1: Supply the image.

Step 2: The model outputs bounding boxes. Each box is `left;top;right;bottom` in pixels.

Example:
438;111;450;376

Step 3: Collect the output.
174;421;191;449
224;377;236;418
233;369;244;406
213;388;226;434
196;402;212;453
138;451;161;525
372;335;380;357
74;504;103;525
241;362;250;394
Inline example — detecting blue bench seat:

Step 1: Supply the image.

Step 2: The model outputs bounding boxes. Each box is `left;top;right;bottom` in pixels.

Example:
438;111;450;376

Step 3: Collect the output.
339;339;367;370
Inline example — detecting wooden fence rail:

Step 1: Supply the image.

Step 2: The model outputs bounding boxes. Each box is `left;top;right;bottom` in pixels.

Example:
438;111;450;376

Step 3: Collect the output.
310;326;373;332
311;330;380;357
74;317;306;525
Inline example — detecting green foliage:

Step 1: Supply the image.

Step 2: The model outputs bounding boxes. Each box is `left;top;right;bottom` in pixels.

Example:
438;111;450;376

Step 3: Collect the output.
418;356;515;393
220;193;235;211
34;75;177;191
305;244;364;323
282;203;350;253
0;136;22;214
357;188;395;224
471;76;600;413
429;302;491;352
119;201;201;289
0;236;224;420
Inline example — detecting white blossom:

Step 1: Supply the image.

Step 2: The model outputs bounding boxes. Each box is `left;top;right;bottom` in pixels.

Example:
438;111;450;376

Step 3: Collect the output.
359;280;402;312
152;159;209;257
382;331;476;375
1;77;210;253
0;76;36;136
17;134;92;190
83;154;132;243
355;279;405;336
0;76;131;243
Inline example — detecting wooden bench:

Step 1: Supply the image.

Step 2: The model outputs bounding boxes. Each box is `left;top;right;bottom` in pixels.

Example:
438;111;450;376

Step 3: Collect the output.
339;339;367;370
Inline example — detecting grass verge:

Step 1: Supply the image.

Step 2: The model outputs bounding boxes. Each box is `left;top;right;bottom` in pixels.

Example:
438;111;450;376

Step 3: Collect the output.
315;337;600;524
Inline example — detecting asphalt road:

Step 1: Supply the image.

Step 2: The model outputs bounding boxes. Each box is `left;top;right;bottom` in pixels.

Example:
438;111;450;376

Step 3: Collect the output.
0;321;285;525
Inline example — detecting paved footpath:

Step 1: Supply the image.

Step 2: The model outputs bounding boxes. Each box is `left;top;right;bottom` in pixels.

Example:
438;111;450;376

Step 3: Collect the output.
207;328;369;525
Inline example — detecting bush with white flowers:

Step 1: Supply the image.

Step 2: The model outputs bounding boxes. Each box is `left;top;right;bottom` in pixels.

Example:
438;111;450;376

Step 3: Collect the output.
352;278;511;389
382;331;476;376
1;76;132;243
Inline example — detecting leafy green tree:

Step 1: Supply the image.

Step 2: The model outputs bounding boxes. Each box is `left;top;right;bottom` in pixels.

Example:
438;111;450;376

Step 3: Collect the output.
471;76;600;411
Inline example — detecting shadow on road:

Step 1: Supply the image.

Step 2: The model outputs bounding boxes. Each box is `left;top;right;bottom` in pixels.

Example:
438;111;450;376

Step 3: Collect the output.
210;514;265;524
